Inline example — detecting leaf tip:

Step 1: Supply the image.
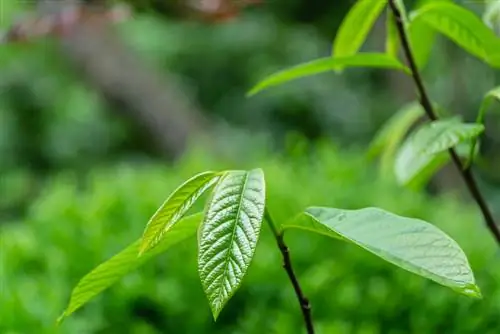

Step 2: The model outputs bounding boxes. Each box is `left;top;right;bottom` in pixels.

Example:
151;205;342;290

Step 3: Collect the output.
246;87;260;98
460;283;482;299
56;312;66;326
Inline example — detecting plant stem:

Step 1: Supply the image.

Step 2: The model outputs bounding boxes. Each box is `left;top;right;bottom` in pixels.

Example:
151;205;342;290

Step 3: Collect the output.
264;208;314;334
388;0;500;244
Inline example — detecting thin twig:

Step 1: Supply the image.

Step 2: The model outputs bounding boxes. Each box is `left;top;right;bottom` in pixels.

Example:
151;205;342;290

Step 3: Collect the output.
264;208;314;334
388;0;500;243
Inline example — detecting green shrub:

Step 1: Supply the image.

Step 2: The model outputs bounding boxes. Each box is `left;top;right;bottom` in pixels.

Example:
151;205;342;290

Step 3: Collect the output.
1;143;498;333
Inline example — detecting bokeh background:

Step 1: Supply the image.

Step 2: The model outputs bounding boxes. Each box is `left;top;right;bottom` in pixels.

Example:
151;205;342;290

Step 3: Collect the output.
1;0;499;333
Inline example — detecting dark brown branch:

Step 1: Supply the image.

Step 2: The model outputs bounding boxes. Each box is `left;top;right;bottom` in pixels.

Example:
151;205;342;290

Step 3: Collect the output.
264;208;314;334
388;0;500;243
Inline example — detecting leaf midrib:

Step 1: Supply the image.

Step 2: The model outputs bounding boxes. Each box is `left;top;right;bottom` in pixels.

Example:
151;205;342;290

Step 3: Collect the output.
214;172;250;309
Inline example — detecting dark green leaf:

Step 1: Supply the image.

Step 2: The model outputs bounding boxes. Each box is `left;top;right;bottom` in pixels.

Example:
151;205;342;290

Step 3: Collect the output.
139;171;220;254
248;53;409;96
198;169;266;319
58;213;202;323
284;207;480;298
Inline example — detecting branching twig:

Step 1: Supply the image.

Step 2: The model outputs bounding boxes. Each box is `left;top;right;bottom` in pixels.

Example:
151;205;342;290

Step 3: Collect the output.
388;0;500;244
264;208;314;334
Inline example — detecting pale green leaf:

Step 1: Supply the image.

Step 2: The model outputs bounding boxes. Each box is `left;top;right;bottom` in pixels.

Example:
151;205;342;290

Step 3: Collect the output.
284;207;480;298
410;2;500;67
248;53;409;96
333;0;387;58
58;213;202;323
198;169;266;319
139;171;220;255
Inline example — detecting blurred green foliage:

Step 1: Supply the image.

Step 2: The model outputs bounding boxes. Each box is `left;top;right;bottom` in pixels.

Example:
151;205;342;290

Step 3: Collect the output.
1;142;498;333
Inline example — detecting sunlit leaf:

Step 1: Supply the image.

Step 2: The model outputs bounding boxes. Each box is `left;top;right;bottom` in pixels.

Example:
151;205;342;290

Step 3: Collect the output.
248;53;409;96
198;169;266;319
284;207;481;298
58;213;202;323
139;171;220;255
333;0;387;58
410;2;500;67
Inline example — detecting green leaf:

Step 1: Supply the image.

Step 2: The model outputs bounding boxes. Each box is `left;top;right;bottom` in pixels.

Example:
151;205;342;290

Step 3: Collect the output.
58;213;202;323
416;120;485;155
139;171;220;255
410;2;500;67
333;0;387;58
467;87;500;166
198;169;266;320
248;53;409;96
284;207;481;298
393;119;482;189
407;0;450;70
386;9;400;58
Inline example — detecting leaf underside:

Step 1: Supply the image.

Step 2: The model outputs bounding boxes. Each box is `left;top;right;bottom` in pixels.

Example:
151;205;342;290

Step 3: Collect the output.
284;207;480;298
198;169;266;319
58;213;202;323
139;171;220;255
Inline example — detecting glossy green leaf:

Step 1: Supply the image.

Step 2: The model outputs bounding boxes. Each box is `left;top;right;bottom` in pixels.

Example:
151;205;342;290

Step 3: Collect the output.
333;0;387;58
467;87;500;166
410;2;500;67
284;207;481;298
198;169;266;319
139;171;220;255
248;53;409;96
58;213;202;323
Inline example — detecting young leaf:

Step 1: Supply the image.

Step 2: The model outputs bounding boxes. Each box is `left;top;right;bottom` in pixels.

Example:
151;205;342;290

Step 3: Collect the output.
333;0;387;58
467;87;500;166
198;169;266;320
139;171;220;255
248;53;409;96
284;207;481;298
58;213;202;323
410;2;500;67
